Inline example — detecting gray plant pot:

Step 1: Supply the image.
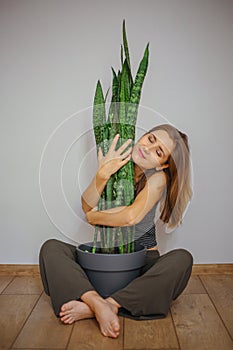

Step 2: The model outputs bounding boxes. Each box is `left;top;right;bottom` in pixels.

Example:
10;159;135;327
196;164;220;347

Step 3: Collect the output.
76;242;147;297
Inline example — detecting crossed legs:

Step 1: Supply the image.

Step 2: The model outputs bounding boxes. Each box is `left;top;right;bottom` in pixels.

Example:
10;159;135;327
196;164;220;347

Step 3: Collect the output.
39;239;193;338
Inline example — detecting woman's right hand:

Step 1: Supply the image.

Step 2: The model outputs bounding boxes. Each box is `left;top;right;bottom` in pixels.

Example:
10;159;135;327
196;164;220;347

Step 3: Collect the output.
97;134;132;179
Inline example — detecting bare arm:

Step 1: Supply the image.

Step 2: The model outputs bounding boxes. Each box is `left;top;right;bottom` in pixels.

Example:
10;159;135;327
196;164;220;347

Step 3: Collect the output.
86;171;166;226
81;134;132;213
81;169;110;213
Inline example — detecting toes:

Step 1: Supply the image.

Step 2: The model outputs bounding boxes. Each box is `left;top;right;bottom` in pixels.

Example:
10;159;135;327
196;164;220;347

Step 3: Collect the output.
63;318;74;324
60;315;71;323
61;301;73;312
112;321;120;332
109;319;120;337
109;329;119;338
60;316;67;323
60;304;67;312
102;329;115;338
60;310;70;317
101;326;119;338
60;301;75;316
110;318;120;333
67;317;74;324
102;330;107;337
111;325;120;338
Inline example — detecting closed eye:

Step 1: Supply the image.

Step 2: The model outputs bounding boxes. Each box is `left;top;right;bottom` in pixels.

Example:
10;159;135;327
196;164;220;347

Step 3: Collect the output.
148;133;165;157
148;134;156;143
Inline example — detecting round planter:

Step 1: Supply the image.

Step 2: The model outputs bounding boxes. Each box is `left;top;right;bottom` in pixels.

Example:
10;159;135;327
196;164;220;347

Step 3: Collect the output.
76;242;147;297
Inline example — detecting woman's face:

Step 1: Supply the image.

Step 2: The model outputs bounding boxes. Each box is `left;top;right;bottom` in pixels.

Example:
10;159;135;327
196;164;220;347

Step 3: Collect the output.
131;129;175;170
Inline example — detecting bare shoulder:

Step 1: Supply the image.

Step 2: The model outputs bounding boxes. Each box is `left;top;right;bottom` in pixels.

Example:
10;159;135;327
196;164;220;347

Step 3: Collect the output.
147;171;166;190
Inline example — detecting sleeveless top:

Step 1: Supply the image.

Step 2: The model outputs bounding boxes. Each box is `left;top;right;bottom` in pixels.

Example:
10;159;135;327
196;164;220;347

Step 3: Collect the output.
134;203;158;249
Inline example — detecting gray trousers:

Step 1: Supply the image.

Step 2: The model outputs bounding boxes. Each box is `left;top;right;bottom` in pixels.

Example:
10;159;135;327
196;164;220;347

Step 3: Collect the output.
39;239;193;320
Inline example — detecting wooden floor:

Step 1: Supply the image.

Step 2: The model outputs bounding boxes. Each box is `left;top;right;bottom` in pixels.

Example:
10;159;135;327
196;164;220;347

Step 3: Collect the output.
0;273;232;350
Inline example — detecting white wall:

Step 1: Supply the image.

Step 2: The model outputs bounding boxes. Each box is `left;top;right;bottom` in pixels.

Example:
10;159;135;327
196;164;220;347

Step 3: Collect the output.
1;0;232;263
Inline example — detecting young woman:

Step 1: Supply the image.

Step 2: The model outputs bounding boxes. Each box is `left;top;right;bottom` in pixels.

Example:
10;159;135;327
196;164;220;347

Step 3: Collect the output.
39;124;193;339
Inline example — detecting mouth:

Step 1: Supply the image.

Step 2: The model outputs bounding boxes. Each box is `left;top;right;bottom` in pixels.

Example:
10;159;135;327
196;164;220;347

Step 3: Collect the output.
138;147;146;159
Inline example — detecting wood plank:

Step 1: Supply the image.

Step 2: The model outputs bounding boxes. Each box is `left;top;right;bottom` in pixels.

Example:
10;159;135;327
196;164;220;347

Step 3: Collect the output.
171;294;233;350
192;264;233;275
13;292;73;349
67;317;124;350
1;263;232;276
0;294;39;349
2;276;43;295
124;311;179;349
183;275;206;294
0;276;14;293
0;264;40;276
200;275;233;339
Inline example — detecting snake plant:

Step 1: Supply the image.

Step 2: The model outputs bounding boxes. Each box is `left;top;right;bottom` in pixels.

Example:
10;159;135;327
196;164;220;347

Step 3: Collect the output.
92;20;149;253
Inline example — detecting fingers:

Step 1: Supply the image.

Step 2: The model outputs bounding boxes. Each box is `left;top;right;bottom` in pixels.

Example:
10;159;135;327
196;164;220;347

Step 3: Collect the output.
117;138;132;155
109;134;120;152
120;146;132;160
108;134;133;156
98;147;103;161
121;154;131;165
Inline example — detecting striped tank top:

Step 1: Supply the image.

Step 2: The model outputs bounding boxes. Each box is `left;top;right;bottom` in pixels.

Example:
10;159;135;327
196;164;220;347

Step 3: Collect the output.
133;203;158;249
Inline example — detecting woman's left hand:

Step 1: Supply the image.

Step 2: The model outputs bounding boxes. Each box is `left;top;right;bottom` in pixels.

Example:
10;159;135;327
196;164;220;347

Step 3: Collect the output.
86;207;97;225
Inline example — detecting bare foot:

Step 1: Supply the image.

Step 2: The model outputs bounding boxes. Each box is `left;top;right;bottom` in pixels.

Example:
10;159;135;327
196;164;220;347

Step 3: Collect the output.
59;300;94;324
106;297;121;308
81;291;120;338
93;298;120;338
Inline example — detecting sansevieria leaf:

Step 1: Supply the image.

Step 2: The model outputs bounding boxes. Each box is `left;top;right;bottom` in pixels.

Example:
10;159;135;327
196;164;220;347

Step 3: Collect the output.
127;43;149;125
93;80;106;148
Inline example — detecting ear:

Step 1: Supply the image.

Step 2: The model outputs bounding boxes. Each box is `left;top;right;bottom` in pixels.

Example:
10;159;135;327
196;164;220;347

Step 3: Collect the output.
156;164;169;171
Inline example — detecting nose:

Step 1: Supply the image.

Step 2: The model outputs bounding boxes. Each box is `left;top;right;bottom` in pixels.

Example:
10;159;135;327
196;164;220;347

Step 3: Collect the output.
143;144;156;154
